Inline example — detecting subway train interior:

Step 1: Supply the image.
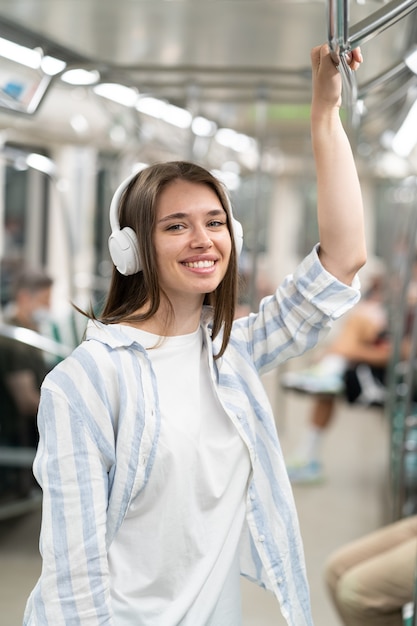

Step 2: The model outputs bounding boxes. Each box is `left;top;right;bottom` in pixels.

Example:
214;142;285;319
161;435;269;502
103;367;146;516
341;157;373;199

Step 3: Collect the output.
1;0;417;624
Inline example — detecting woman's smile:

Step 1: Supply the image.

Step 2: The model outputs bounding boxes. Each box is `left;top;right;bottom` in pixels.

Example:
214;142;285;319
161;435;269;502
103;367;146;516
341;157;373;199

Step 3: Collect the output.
181;258;217;270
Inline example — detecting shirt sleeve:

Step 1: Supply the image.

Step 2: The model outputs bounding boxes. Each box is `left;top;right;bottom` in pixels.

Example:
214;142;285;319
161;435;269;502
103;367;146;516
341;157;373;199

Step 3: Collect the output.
231;245;361;374
24;371;115;625
292;244;361;319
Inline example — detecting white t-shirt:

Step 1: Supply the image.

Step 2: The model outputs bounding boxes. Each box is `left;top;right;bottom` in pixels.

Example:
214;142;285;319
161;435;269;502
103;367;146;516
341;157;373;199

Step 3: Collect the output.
108;325;251;625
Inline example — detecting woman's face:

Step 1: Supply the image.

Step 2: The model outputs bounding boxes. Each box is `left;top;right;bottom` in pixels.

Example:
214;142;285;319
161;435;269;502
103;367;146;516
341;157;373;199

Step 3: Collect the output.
153;179;232;307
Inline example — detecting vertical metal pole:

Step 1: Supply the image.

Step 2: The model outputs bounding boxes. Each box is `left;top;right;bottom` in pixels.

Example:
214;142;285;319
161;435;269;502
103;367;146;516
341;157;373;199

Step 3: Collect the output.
391;180;417;520
186;83;200;162
248;87;268;312
327;0;358;131
413;571;417;626
327;0;349;65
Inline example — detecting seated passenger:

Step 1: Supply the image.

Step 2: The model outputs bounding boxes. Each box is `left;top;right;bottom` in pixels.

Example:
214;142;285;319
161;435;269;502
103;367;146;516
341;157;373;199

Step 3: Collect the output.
325;515;417;626
281;273;391;483
0;267;53;496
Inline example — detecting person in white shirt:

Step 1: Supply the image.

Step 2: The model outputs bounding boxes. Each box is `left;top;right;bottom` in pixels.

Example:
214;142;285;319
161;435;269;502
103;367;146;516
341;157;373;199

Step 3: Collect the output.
24;43;364;626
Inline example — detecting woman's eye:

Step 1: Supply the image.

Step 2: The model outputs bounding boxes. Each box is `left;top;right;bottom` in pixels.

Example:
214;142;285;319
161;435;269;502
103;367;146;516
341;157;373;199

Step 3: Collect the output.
208;220;226;228
166;224;184;231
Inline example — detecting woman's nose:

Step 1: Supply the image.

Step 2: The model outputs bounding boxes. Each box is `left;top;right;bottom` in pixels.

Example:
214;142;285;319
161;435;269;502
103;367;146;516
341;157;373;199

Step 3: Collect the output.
191;228;213;249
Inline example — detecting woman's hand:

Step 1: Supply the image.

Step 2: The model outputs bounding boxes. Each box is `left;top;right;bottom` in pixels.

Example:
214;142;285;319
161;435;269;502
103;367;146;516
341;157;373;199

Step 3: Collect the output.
311;43;363;110
344;47;363;72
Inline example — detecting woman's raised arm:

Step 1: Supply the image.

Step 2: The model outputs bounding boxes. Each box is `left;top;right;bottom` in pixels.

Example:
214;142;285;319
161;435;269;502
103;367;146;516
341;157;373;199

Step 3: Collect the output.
311;43;367;285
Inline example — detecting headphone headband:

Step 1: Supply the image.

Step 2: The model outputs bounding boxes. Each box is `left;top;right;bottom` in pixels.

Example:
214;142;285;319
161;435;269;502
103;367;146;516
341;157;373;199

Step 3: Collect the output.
109;171;140;232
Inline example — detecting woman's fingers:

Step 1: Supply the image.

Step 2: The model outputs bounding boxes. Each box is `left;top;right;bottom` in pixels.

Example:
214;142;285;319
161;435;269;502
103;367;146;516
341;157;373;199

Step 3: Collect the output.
344;47;363;71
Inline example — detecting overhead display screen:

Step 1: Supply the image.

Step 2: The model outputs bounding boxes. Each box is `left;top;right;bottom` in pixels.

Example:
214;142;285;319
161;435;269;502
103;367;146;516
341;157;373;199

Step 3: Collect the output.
0;57;51;115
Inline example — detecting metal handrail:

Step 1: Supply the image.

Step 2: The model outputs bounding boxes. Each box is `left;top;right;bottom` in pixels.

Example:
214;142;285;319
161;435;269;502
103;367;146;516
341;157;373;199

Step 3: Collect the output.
0;323;72;360
328;0;417;55
327;0;417;129
349;0;417;50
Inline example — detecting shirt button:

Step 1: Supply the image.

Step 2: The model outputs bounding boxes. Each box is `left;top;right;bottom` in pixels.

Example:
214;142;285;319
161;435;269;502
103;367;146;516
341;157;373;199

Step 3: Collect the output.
277;577;283;585
258;534;265;542
250;493;255;500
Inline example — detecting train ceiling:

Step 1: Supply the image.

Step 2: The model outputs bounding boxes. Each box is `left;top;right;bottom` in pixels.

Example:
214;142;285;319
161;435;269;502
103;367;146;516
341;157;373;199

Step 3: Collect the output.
0;0;415;174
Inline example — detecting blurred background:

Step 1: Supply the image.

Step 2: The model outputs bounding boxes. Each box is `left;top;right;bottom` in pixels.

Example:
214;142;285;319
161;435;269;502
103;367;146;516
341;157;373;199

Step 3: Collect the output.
0;1;417;624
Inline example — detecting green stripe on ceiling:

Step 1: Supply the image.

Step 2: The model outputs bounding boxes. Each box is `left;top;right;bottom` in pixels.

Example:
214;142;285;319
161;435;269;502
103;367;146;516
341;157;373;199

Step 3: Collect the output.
248;104;347;122
266;104;311;120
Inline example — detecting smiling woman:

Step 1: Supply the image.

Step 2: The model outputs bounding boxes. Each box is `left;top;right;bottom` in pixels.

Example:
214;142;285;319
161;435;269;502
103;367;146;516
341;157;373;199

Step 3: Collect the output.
152;180;232;330
105;161;242;354
23;43;366;626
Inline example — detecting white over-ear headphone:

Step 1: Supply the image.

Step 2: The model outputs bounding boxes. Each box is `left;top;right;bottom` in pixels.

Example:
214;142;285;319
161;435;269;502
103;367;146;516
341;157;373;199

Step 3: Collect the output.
108;172;142;276
108;170;244;276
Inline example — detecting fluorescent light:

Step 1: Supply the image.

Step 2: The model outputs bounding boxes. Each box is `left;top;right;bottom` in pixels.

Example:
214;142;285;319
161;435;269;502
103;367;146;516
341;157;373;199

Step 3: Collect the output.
0;38;65;76
405;45;417;75
211;169;241;191
192;116;217;137
62;69;100;85
136;96;167;117
41;56;66;76
215;128;256;153
0;37;41;68
163;103;192;128
93;83;138;106
136;97;192;128
215;128;236;147
392;99;417;157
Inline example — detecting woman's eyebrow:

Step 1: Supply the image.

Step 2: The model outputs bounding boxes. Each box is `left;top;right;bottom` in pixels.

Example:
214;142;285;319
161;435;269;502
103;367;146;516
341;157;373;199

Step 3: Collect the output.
158;208;226;224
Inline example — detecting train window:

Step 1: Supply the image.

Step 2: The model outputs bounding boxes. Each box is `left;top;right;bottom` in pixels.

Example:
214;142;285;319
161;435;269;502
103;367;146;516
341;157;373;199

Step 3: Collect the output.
233;172;272;257
1;144;50;306
92;155;119;310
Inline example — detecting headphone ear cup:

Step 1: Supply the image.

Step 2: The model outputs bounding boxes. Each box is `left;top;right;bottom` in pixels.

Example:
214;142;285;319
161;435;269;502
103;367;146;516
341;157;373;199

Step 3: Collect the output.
108;226;142;276
232;217;243;257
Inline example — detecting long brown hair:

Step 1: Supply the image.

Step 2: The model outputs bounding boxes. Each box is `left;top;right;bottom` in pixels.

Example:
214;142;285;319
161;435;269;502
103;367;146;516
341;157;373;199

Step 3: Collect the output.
100;161;240;358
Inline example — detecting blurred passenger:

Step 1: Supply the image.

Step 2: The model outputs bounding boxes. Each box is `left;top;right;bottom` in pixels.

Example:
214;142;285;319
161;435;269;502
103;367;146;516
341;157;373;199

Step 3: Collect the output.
281;273;391;483
24;44;365;626
0;267;53;495
325;515;417;626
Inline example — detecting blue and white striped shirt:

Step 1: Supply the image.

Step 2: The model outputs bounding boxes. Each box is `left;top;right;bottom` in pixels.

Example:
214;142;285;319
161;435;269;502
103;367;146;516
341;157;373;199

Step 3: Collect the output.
24;246;360;626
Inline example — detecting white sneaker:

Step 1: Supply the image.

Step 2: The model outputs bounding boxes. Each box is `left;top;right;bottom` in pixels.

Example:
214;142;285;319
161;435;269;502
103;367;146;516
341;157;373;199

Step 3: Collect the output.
281;366;345;395
286;460;324;484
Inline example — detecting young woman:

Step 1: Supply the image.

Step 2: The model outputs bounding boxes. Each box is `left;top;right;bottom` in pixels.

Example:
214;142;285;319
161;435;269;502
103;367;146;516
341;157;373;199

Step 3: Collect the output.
24;43;365;626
